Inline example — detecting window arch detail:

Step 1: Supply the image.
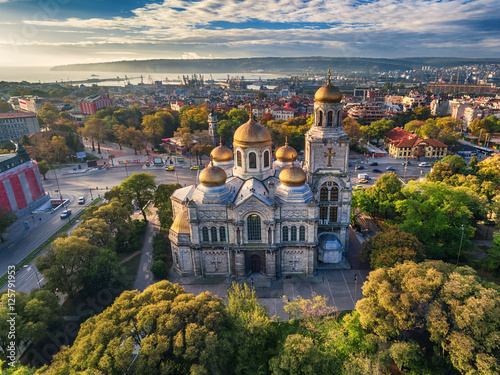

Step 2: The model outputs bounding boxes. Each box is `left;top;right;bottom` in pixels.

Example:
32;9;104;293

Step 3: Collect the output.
282;226;289;242
320;187;329;201
236;151;242;167
299;226;306;242
291;226;297;241
264;150;270;168
247;214;261;241
327;111;333;126
211;227;218;242
202;227;209;242
249;152;257;169
318;110;323;126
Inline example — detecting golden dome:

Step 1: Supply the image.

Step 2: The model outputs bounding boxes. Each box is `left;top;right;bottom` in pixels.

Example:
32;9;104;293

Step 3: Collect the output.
210;142;233;162
199;162;227;187
171;211;190;234
275;139;297;162
233;119;271;147
314;70;342;103
279;165;307;187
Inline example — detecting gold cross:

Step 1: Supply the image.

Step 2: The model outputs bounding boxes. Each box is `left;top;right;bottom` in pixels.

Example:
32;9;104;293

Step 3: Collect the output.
327;70;331;85
324;148;335;167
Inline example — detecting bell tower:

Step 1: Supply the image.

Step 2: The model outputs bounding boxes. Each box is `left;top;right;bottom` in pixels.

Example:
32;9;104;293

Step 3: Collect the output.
305;70;351;253
208;109;218;146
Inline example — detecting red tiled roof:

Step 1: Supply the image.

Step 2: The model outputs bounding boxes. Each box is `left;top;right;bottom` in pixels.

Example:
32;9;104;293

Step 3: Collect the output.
415;138;448;148
0;111;36;119
385;126;412;141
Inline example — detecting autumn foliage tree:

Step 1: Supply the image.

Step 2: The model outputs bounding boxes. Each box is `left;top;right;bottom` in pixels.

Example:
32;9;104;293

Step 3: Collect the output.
38;281;236;375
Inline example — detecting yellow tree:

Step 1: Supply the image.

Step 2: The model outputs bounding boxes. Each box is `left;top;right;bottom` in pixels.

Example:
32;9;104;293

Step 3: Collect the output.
141;114;165;145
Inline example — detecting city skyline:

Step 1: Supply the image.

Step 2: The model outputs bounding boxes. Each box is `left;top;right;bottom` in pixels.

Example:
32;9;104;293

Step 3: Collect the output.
1;0;500;67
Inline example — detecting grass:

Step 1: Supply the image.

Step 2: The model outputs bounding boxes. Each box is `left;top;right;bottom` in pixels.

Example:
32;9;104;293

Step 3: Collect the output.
0;198;103;288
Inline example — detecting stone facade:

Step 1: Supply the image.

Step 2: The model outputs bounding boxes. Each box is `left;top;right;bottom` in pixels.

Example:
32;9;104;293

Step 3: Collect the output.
169;79;351;278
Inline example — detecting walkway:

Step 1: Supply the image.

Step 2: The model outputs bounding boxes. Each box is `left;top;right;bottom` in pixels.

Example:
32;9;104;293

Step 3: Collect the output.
132;208;160;291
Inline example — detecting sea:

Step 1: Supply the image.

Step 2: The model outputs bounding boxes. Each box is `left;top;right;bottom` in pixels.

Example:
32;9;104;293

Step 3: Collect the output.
0;66;284;87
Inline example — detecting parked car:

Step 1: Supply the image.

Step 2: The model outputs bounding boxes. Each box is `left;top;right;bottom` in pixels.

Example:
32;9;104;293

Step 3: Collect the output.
165;166;175;171
358;179;368;184
386;166;396;171
355;165;364;170
60;210;72;219
372;169;382;173
369;162;378;166
190;165;200;170
418;162;431;167
78;197;85;205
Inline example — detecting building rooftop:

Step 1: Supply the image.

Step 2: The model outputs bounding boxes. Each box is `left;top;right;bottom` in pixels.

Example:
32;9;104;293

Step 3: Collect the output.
0;111;37;119
0;146;31;173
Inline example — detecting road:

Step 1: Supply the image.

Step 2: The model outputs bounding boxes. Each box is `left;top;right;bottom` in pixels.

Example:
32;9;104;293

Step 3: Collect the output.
0;162;200;294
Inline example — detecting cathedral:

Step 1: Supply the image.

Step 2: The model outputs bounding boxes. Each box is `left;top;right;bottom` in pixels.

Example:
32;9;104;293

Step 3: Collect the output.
169;74;352;278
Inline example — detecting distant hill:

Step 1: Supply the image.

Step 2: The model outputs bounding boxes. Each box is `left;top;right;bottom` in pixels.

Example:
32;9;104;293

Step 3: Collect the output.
51;57;500;74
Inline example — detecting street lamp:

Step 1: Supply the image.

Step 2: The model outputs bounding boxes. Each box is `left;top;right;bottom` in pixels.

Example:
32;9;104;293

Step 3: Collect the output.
456;224;465;265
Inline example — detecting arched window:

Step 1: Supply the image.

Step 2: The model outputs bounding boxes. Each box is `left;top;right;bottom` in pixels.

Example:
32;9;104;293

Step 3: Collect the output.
320;187;329;201
174;252;179;265
299;226;306;242
320;207;328;220
329;207;338;223
268;228;272;244
330;184;339;201
247;214;261;241
337;110;342;126
202;227;209;242
236;151;242;167
249;152;257;169
282;226;289;242
237;229;241;244
327;111;333;127
291;226;297;241
264;150;270;168
219;227;226;242
211;227;218;242
318;110;323;126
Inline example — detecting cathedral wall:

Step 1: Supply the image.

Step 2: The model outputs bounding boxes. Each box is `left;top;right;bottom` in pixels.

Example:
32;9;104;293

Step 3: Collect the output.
281;247;311;275
203;249;230;276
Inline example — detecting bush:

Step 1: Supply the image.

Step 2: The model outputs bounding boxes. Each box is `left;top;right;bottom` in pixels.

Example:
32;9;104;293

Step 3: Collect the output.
127;219;147;252
152;233;169;262
150;260;167;279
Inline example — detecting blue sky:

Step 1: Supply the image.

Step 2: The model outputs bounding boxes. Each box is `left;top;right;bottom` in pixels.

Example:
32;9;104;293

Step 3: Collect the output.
0;0;499;66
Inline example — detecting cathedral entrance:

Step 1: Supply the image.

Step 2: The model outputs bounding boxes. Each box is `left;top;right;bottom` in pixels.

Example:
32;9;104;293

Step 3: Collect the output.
251;254;260;273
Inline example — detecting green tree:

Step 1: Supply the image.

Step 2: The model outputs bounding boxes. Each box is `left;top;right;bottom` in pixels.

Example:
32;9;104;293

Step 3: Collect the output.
0;99;12;113
427;155;466;182
80;117;107;153
361;226;424;269
412;106;431;121
141;113;165;145
361;119;395;145
269;334;335;375
37;103;59;129
39;281;235;375
154;183;181;230
0;290;61;362
226;282;276;374
0;209;16;242
120;173;157;222
150;260;167;279
37;160;50;180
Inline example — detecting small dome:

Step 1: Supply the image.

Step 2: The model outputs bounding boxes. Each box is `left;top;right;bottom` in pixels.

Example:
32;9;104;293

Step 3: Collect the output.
210;143;233;162
234;119;271;146
171;211;190;234
279;165;307;187
275;140;297;162
199;162;227;187
314;70;342;103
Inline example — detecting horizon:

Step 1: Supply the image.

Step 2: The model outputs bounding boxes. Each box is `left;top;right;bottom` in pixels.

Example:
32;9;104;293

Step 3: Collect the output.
1;0;500;68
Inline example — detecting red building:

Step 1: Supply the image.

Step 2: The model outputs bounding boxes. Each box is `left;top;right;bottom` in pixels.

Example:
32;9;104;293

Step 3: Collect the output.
79;94;113;115
0;146;46;213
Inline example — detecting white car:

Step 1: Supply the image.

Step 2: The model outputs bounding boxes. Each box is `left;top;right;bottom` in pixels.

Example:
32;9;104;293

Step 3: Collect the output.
78;197;85;204
60;210;72;219
418;162;431;167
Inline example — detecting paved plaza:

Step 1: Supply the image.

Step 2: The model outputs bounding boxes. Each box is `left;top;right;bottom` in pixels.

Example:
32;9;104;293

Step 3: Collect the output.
167;268;371;320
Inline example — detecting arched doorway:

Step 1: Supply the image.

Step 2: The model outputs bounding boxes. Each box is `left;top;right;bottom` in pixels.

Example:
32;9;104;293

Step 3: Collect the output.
251;254;261;273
